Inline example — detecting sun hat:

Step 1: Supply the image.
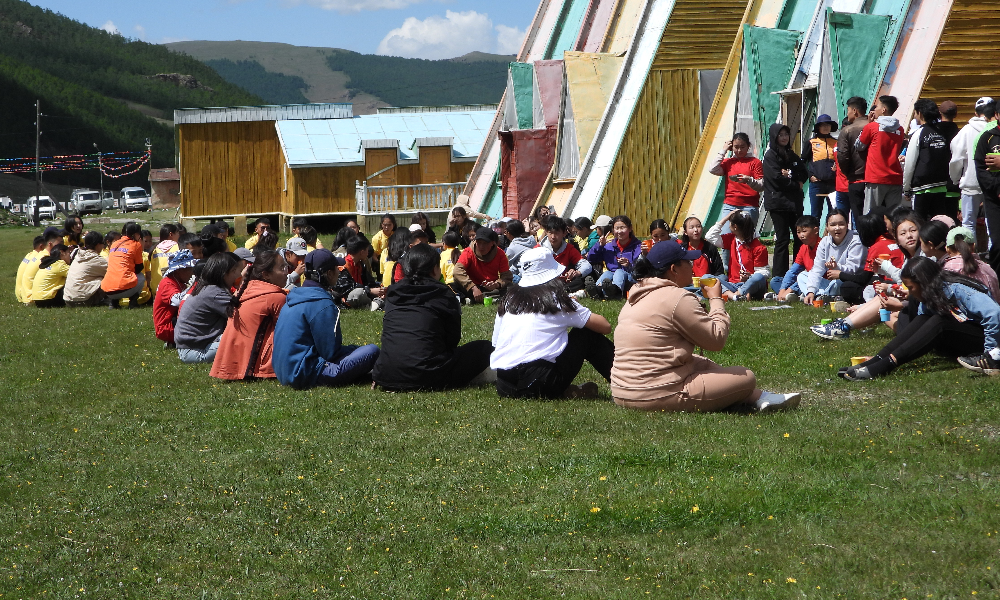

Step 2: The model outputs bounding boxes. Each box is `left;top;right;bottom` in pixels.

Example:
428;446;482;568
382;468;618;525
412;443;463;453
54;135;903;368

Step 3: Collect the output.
475;226;498;244
164;249;197;277
814;114;839;132
594;215;613;228
285;236;308;256
946;226;975;248
518;247;565;287
646;239;702;269
234;247;255;263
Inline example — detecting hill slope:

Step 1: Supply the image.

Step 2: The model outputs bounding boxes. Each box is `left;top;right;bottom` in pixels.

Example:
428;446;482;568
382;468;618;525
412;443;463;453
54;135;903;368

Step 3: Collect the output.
0;0;262;190
165;40;513;114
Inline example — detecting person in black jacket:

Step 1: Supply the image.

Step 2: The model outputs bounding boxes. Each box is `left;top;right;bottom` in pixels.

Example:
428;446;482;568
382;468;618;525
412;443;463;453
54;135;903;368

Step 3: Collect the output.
372;243;494;391
903;99;954;221
763;123;808;278
974;122;1000;271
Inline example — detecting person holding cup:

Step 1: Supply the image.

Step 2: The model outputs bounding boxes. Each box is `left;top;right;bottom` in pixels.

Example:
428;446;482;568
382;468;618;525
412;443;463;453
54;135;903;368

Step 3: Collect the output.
611;241;801;413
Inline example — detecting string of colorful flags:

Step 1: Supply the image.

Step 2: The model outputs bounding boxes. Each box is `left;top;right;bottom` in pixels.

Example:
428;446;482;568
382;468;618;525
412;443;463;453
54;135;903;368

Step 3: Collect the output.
0;150;150;177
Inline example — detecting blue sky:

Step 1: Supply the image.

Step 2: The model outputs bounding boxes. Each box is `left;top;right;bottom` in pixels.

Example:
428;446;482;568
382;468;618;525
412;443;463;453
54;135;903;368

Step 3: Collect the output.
29;0;539;59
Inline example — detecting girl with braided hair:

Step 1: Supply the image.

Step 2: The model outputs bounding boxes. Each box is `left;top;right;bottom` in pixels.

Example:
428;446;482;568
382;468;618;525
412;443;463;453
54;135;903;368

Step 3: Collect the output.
211;251;290;380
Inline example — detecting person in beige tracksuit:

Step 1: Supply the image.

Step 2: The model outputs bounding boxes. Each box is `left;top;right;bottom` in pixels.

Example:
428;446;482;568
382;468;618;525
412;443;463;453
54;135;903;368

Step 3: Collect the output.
611;241;801;413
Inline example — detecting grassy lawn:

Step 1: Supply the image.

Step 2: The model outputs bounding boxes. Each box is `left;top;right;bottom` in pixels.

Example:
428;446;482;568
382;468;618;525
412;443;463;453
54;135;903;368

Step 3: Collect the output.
1;225;998;599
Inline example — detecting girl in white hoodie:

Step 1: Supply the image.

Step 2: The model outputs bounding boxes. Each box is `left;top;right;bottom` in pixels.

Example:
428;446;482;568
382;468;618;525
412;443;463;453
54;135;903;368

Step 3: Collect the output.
803;210;865;304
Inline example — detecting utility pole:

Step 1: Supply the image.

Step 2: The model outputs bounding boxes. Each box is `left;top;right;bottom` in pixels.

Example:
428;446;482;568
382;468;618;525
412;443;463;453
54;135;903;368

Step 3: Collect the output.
33;100;41;227
94;142;103;206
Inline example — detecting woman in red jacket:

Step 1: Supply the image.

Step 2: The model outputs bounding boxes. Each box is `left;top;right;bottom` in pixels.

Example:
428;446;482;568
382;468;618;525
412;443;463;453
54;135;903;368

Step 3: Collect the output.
210;251;289;381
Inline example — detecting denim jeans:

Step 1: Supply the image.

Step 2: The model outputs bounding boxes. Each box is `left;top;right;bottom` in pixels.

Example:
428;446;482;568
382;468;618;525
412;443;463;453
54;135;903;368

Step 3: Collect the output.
769;276;801;295
719;203;759;267
721;272;767;298
808;185;830;219
317;344;380;386
595;269;635;295
961;193;984;240
177;335;221;364
804;274;843;297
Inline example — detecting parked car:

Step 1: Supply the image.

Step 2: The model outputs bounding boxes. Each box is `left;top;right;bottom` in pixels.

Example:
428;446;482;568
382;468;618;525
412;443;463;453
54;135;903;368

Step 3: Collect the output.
70;189;103;215
119;187;151;212
0;197;12;211
26;196;57;220
102;191;115;210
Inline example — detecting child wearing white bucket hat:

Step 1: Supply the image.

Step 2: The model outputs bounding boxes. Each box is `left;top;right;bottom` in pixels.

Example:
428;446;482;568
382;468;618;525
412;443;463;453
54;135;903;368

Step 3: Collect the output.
490;247;615;399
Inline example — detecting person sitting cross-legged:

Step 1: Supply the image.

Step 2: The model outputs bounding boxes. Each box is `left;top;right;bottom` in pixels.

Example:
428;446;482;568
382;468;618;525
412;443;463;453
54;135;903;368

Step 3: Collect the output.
272;250;380;389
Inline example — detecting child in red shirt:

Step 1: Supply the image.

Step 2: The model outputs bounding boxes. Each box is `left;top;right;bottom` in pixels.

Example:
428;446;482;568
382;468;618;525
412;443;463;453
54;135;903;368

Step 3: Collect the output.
453;227;514;303
705;209;769;300
153;250;197;346
767;215;820;302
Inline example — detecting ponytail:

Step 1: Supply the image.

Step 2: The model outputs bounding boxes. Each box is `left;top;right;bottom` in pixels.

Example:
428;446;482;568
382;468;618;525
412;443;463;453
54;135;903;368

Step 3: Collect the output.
950;235;980;276
231;250;284;312
38;244;68;270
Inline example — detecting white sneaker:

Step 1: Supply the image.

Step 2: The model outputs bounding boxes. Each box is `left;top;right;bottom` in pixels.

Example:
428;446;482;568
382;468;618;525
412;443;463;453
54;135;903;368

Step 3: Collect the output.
763;292;777;300
785;292;799;304
755;391;801;414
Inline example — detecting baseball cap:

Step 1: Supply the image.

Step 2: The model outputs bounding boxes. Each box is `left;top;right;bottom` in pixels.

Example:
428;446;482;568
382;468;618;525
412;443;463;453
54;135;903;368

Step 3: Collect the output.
475;226;499;244
976;97;995;110
408;223;424;232
646;239;702;269
304;249;344;274
285;236;308;256
234;247;255;263
594;215;612;227
518;247;565;287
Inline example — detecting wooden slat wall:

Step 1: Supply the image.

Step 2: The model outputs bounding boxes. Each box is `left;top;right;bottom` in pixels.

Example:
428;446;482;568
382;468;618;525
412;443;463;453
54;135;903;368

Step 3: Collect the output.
595;69;700;224
652;0;750;70
179;121;283;217
920;0;1000;123
289;165;365;215
450;162;475;184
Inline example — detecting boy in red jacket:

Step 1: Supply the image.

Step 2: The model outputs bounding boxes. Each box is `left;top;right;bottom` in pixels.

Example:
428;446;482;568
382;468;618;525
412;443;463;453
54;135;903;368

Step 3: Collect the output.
856;95;904;212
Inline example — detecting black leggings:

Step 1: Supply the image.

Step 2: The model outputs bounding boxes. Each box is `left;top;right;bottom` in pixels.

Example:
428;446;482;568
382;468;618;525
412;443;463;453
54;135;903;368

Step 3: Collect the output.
879;313;985;367
496;327;614;398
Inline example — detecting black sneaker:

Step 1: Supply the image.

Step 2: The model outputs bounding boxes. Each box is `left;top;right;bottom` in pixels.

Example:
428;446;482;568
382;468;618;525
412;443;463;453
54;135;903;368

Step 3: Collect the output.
601;280;622;300
958;353;1000;375
584;276;601;299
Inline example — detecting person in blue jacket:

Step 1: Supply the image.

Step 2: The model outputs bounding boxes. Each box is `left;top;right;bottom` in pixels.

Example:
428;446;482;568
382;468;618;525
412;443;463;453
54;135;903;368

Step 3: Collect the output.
584;215;643;300
273;249;380;389
840;256;1000;379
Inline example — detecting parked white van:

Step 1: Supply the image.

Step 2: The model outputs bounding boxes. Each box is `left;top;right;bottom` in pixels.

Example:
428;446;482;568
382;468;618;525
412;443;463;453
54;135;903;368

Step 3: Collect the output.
70;189;103;215
26;196;57;220
119;187;151;212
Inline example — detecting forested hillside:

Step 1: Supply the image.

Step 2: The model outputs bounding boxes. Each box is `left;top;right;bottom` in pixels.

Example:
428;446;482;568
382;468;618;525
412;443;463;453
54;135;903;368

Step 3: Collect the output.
0;0;261;183
203;59;310;105
325;50;508;107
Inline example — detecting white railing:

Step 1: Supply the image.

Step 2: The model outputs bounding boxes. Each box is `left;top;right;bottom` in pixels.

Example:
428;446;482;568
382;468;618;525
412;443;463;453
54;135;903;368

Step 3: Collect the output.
355;181;464;214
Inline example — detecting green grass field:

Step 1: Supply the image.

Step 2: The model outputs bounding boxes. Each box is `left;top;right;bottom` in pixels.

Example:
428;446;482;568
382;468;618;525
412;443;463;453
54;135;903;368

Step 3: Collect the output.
1;225;998;599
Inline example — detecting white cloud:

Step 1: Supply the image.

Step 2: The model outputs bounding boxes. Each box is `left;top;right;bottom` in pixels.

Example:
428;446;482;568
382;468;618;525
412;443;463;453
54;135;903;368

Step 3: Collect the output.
101;20;120;35
284;0;421;15
495;24;526;56
133;24;147;40
377;11;524;60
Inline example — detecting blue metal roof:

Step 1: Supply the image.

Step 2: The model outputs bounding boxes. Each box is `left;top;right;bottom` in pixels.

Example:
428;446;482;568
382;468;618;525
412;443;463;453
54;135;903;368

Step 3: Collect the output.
276;111;496;168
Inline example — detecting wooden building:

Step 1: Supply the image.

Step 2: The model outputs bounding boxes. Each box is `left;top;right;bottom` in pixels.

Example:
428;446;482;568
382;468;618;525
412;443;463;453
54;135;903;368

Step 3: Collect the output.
175;104;352;219
174;103;493;227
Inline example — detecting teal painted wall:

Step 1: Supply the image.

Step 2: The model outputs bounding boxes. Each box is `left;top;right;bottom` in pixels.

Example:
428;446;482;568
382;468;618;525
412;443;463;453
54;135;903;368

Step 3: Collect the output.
545;0;591;59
